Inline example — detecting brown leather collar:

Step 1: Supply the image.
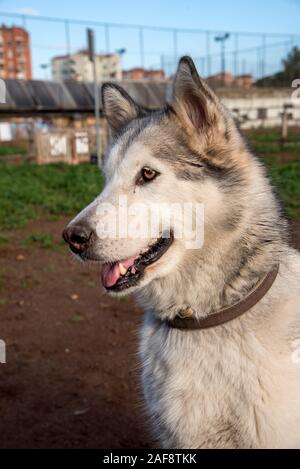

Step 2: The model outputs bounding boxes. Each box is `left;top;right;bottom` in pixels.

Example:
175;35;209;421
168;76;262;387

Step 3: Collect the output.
166;264;280;330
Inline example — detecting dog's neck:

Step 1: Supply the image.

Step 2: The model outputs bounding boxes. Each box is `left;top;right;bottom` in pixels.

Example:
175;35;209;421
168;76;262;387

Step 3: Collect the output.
138;236;285;322
136;159;288;321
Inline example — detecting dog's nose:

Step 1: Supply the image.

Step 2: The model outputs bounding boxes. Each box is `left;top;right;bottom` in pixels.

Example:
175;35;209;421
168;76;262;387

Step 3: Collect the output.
62;224;93;254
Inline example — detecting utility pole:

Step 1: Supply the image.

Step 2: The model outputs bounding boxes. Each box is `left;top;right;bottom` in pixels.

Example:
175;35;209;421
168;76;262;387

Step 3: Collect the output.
40;63;49;80
214;32;230;86
87;28;101;168
116;48;126;68
281;104;292;141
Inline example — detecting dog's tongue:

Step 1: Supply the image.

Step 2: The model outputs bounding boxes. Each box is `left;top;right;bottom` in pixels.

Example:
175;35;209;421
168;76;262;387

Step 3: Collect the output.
101;256;137;288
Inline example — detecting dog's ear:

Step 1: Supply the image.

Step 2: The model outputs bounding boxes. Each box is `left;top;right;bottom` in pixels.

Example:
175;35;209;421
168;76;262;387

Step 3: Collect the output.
171;56;221;133
102;83;143;136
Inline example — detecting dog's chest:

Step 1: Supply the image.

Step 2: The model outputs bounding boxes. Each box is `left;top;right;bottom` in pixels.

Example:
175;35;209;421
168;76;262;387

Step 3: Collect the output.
138;312;296;448
139;316;253;448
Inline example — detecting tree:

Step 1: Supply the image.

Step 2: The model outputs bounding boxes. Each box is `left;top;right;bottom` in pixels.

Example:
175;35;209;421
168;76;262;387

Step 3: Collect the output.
256;46;300;87
282;46;300;81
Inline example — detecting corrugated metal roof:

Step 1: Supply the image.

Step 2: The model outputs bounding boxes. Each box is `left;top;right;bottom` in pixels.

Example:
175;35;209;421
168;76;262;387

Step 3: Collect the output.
0;79;169;114
65;81;95;110
121;81;167;108
5;80;35;110
0;79;295;115
26;80;59;110
47;82;77;110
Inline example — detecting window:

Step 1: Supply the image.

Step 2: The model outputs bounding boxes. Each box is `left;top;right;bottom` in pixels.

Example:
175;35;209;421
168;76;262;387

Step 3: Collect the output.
257;108;267;120
232;108;240;118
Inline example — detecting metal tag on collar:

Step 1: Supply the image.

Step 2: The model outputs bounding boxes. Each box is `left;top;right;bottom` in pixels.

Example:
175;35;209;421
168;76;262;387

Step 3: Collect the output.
177;307;194;319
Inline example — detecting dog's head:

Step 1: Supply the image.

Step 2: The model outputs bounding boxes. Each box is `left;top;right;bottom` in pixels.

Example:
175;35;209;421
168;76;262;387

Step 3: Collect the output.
63;56;248;296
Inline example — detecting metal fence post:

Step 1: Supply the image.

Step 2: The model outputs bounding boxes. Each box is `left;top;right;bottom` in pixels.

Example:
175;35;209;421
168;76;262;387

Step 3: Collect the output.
206;32;211;77
65;20;71;55
105;24;110;53
234;33;239;77
87;28;101;168
173;29;178;72
139;27;145;68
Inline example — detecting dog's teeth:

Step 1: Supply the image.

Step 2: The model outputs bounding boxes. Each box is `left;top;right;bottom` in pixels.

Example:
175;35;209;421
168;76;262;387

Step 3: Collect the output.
119;262;127;276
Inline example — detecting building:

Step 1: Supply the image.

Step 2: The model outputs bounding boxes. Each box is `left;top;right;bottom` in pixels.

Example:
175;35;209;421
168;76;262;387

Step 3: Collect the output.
123;67;165;81
52;51;122;82
0;25;32;80
123;67;144;80
234;74;254;90
206;72;254;89
219;87;298;128
206;72;235;88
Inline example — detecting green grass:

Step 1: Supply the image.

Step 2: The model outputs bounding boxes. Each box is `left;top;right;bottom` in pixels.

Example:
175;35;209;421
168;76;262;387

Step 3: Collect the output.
0;163;103;229
246;130;300;155
0;234;9;245
267;160;300;218
253;142;300;154
248;132;300;144
0;270;5;290
0;146;28;156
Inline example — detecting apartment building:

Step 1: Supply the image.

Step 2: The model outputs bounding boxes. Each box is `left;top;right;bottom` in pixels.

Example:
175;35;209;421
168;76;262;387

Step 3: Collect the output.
123;67;165;81
52;51;122;82
0;25;32;80
206;72;254;89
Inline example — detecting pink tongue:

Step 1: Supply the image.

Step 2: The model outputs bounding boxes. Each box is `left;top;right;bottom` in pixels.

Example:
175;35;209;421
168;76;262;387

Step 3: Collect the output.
101;256;137;288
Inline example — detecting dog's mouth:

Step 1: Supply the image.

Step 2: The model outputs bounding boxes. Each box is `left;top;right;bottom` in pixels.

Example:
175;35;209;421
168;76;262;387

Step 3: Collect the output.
101;233;174;292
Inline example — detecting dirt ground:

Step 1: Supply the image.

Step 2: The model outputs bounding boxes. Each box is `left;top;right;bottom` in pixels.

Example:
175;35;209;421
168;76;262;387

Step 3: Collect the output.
0;217;300;449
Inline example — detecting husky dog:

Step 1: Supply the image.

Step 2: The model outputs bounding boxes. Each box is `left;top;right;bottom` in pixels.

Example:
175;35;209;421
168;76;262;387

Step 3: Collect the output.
63;57;300;448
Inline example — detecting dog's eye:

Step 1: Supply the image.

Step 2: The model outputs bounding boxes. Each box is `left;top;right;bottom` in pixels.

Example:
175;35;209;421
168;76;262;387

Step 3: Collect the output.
139;167;159;184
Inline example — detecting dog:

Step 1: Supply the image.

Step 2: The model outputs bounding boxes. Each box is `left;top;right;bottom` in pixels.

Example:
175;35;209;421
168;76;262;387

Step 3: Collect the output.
63;56;300;448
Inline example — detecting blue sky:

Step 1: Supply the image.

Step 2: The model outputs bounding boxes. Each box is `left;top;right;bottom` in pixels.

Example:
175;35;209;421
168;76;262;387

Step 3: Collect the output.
1;0;300;78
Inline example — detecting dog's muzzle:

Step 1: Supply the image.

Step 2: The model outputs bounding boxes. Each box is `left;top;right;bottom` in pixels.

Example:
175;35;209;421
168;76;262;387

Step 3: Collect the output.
62;223;94;255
